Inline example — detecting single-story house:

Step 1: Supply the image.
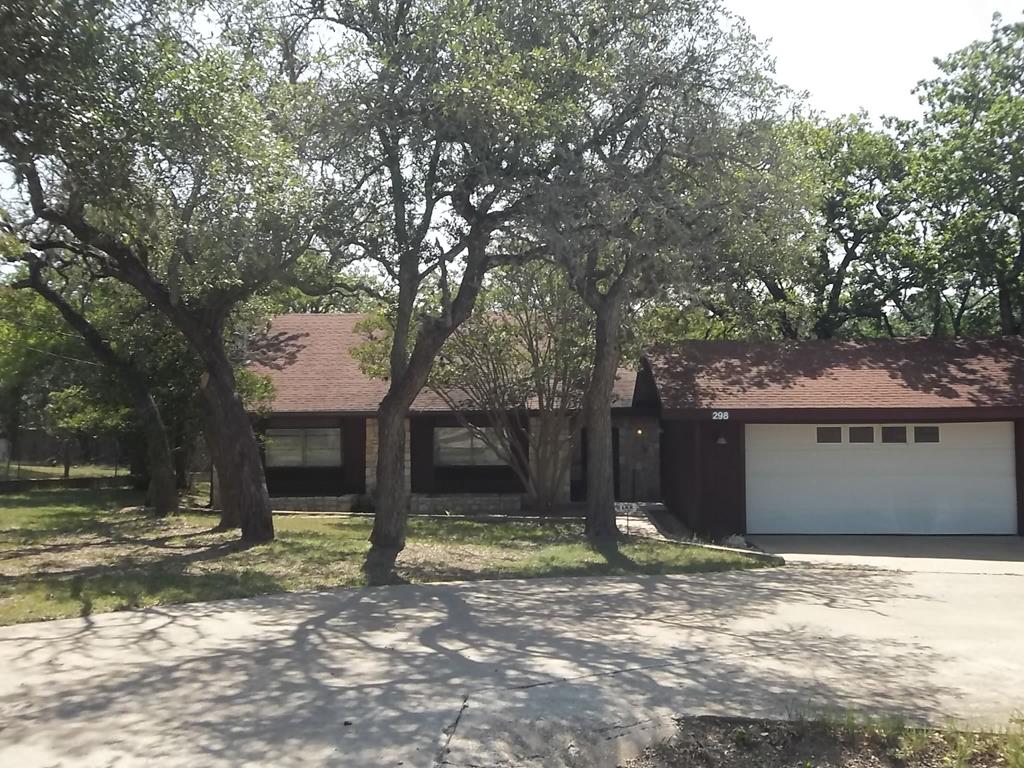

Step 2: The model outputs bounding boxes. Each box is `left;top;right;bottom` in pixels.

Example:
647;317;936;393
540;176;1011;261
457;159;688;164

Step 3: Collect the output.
249;314;661;514
639;338;1024;537
251;314;1023;536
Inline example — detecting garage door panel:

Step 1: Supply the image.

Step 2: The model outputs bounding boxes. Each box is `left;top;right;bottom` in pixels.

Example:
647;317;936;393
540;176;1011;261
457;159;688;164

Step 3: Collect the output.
745;422;1017;535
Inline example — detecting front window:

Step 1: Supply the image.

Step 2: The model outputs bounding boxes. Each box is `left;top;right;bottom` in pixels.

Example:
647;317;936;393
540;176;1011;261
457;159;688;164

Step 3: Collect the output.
265;427;342;467
434;427;505;466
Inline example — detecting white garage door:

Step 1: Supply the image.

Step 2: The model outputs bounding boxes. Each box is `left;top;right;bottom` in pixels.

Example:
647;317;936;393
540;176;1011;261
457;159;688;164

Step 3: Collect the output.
745;422;1017;534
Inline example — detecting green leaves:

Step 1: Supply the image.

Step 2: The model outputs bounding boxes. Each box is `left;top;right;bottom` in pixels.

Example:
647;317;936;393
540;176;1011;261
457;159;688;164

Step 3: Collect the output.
44;384;130;437
1;0;319;315
911;15;1024;334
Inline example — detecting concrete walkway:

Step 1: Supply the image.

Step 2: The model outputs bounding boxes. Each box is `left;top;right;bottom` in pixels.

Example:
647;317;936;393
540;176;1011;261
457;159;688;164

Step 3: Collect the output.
750;535;1024;575
1;567;1022;767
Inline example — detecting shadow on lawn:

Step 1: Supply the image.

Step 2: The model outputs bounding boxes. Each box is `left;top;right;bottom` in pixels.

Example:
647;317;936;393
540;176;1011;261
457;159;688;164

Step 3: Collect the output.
0;567;975;768
0;538;285;619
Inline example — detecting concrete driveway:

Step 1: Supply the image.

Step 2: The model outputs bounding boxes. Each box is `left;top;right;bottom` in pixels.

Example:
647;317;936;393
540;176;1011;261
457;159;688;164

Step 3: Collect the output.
1;566;1022;767
750;535;1024;574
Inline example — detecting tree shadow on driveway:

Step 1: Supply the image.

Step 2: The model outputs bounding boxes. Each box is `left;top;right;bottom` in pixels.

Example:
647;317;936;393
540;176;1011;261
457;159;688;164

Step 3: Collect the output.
0;567;1011;767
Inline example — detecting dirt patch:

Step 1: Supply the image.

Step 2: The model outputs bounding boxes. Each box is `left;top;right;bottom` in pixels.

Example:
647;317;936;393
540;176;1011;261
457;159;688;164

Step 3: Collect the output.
626;716;1018;768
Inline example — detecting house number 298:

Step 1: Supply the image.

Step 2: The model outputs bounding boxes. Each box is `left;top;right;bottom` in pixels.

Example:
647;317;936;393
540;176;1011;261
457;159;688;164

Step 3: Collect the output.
712;410;730;420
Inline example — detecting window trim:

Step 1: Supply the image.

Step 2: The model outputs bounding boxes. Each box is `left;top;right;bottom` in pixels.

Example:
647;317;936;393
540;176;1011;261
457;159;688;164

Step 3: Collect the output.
848;425;875;444
815;426;843;444
914;425;941;444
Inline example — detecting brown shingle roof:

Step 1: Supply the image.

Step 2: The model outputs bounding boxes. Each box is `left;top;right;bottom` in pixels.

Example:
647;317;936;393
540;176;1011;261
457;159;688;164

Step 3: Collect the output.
645;338;1024;413
249;314;637;414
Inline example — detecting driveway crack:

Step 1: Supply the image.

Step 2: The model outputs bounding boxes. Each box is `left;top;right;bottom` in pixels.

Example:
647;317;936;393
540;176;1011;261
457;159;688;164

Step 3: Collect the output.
434;694;470;767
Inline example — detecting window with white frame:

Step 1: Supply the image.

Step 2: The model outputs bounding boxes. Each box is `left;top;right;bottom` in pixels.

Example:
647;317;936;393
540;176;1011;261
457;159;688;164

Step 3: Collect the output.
434;427;505;466
265;427;342;467
881;425;907;444
816;426;842;444
848;426;875;443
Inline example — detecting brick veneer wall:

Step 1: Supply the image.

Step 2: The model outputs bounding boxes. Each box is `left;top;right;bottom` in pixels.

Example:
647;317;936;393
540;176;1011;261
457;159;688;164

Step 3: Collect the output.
271;495;365;512
613;414;661;501
268;493;522;514
409;494;523;515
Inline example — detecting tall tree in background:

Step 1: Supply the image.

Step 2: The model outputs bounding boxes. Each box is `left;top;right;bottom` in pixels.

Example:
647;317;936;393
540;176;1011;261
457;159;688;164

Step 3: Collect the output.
802;117;916;339
0;0;320;541
914;14;1024;336
652;116;918;343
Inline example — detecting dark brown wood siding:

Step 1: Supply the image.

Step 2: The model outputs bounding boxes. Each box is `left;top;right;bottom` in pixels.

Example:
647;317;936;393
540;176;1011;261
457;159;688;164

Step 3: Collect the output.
660;421;698;528
409;413;526;495
633;360;661;409
342;416;366;493
659;420;745;537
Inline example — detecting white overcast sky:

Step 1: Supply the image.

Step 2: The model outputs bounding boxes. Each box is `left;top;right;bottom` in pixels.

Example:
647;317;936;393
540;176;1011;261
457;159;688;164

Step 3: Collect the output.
726;0;1024;119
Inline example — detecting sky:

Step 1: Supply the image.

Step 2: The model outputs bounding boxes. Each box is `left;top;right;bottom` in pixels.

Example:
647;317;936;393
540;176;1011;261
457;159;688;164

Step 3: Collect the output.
726;0;1023;119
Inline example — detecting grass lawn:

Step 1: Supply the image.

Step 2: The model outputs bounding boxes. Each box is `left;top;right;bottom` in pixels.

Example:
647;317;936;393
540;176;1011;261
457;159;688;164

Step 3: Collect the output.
0;488;769;625
2;463;122;480
628;715;1024;768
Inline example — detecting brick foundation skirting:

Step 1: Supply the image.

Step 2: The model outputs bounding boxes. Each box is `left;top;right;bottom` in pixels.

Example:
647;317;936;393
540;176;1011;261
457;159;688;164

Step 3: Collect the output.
270;493;524;515
271;495;366;513
409;494;523;515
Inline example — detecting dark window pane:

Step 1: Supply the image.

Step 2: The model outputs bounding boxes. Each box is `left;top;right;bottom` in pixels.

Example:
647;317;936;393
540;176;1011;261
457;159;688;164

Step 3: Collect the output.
882;426;907;444
816;426;842;444
849;426;874;443
914;426;940;443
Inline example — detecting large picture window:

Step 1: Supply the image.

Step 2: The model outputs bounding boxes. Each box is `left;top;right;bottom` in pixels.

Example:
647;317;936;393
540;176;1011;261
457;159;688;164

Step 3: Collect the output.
265;427;342;467
434;427;505;466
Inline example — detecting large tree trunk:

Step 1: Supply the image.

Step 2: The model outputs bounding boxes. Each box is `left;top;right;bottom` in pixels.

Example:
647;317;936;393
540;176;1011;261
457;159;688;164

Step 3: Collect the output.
128;382;178;516
367;398;410;574
996;273;1019;335
200;348;273;543
582;302;623;547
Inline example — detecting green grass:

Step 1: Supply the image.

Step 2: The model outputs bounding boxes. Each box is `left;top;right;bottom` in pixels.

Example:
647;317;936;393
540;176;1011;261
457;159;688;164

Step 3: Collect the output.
2;463;122;480
638;714;1024;768
0;488;768;625
804;711;1024;768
